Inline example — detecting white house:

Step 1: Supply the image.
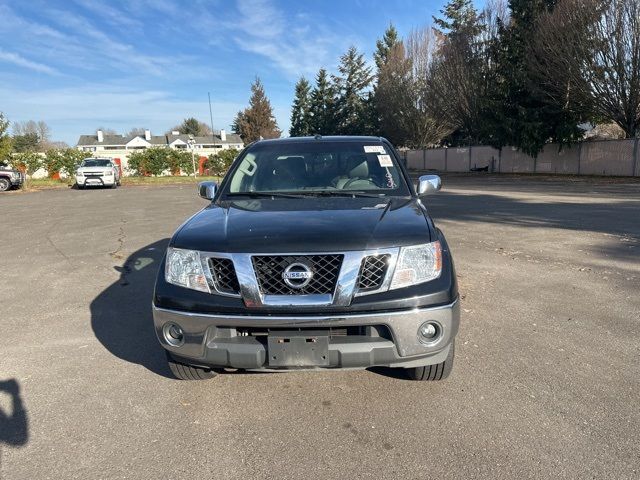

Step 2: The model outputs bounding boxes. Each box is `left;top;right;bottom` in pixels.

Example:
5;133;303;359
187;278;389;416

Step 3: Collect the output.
76;129;244;174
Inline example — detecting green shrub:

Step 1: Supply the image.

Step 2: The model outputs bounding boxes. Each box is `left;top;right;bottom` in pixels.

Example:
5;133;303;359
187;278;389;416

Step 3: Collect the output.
127;147;170;176
205;148;238;176
44;148;87;177
10;151;42;175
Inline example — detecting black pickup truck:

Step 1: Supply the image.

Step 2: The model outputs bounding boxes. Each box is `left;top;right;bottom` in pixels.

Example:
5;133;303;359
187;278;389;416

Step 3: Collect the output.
153;136;459;381
0;161;24;191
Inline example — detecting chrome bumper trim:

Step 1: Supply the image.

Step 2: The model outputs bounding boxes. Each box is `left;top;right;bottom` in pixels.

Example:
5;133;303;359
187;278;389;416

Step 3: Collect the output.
152;297;460;360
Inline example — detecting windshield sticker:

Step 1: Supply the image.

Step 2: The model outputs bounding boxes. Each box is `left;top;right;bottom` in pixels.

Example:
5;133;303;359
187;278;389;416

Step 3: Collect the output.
377;154;393;167
364;145;386;154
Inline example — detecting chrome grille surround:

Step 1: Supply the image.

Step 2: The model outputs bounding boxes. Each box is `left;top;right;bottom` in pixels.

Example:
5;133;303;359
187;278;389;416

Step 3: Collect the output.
198;248;399;307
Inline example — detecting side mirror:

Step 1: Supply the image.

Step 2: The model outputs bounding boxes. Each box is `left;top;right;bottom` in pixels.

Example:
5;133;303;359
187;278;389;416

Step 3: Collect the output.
198;181;217;200
417;175;442;195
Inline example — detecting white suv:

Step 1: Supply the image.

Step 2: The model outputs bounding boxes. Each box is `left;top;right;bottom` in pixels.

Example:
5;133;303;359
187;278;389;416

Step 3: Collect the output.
76;158;121;189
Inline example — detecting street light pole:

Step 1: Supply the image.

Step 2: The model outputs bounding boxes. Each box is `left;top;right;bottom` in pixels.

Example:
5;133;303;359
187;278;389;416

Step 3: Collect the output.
187;135;197;179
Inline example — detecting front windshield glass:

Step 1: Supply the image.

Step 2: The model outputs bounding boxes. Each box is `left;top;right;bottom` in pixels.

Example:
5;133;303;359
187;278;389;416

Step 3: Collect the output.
81;159;111;167
223;141;409;196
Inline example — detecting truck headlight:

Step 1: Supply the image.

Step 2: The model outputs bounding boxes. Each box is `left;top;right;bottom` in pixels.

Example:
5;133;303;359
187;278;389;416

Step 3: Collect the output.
76;170;83;176
104;170;113;176
165;247;210;293
390;241;442;290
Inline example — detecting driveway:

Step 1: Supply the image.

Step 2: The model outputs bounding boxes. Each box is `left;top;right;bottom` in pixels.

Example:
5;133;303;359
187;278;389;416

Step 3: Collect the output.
1;177;639;479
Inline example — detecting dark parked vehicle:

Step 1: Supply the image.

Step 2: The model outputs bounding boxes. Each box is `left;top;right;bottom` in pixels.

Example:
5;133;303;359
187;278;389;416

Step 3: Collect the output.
153;136;459;380
0;161;24;191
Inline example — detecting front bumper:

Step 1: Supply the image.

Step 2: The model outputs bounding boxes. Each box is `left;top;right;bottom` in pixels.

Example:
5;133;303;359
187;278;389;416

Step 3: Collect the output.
153;298;460;370
76;175;115;186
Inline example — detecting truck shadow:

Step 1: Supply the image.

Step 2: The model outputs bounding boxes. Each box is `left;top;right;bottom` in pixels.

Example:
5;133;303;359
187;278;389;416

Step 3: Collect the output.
0;377;29;471
90;239;173;378
0;378;28;447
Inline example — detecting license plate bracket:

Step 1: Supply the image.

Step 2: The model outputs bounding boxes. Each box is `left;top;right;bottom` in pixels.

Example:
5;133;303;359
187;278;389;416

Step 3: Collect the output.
267;330;330;367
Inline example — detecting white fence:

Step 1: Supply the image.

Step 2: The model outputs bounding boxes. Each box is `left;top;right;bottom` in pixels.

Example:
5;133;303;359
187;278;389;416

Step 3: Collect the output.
404;139;640;177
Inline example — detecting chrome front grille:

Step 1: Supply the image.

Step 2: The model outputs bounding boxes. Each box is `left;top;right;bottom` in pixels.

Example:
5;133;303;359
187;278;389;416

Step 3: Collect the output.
208;257;240;295
357;254;391;291
252;255;343;295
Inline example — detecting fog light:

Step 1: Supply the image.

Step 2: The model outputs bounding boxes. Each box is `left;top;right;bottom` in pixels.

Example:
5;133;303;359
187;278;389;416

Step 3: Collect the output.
418;322;440;344
163;323;184;346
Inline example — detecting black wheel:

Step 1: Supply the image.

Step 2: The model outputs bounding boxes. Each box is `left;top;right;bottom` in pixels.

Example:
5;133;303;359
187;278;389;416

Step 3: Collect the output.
0;177;11;192
111;182;118;189
166;351;216;380
76;183;84;190
407;341;455;381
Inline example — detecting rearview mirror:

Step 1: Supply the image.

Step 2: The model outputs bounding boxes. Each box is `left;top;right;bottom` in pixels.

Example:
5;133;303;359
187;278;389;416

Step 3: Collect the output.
198;181;217;200
417;175;442;195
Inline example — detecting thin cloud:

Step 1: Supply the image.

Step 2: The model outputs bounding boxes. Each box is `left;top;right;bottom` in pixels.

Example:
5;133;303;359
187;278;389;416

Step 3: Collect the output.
230;0;348;77
0;85;247;144
0;49;60;75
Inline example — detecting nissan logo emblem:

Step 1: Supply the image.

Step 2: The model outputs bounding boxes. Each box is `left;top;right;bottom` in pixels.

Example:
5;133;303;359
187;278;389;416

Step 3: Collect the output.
282;262;313;289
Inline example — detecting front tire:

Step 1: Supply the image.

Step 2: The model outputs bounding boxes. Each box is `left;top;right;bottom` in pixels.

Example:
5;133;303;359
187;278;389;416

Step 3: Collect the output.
0;177;11;192
407;341;455;381
166;351;217;380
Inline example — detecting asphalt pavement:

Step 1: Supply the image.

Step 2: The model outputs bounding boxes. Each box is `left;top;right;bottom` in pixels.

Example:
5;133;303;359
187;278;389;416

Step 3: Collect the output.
1;176;639;479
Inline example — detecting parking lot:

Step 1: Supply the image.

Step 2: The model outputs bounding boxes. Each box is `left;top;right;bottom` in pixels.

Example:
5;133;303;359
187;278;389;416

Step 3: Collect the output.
1;176;639;479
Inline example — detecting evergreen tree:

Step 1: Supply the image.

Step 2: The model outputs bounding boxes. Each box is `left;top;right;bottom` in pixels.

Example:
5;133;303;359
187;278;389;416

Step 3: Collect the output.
0;112;12;160
180;117;207;136
289;77;312;137
430;0;489;145
375;41;413;146
309;68;337;135
233;77;281;143
488;0;582;156
374;24;400;71
333;46;374;135
433;0;483;40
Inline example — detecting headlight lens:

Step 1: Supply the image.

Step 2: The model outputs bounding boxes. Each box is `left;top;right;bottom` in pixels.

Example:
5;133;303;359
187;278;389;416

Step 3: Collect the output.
76;170;83;176
165;247;210;293
104;170;113;176
390;241;442;290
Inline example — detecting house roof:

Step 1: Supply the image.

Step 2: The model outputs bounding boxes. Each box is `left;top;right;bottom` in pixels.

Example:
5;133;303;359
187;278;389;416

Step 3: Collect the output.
77;132;243;147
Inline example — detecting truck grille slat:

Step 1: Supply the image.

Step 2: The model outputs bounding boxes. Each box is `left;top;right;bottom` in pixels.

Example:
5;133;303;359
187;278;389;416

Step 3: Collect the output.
357;254;391;291
252;255;343;295
209;258;241;295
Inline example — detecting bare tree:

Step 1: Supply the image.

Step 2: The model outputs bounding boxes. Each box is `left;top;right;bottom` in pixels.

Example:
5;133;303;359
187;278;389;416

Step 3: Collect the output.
96;127;118;135
12;120;51;151
405;27;453;146
533;0;640;138
126;127;147;137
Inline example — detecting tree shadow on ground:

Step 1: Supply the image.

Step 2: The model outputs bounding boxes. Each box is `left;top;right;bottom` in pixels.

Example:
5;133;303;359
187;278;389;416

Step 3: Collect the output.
426;190;640;265
90;238;173;378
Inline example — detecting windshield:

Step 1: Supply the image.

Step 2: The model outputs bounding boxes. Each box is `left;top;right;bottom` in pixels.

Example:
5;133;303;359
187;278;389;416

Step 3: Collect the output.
81;159;112;167
223;141;409;196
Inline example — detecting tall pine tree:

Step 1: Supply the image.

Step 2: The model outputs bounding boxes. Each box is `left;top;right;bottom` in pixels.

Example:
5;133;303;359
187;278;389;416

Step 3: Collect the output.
374;25;412;145
289;77;312;137
488;0;582;156
333;46;374;135
309;68;337;135
430;0;489;145
374;24;400;71
232;77;281;143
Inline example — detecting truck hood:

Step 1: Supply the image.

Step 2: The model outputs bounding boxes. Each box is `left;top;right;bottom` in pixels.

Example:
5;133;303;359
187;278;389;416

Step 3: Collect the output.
78;166;112;173
172;196;433;253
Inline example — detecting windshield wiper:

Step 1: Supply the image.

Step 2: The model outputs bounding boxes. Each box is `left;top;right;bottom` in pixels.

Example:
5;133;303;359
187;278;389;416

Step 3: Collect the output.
303;191;387;198
226;191;306;199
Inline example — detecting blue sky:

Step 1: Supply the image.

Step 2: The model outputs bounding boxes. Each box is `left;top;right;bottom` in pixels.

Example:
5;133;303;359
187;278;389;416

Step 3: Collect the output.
0;0;448;145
